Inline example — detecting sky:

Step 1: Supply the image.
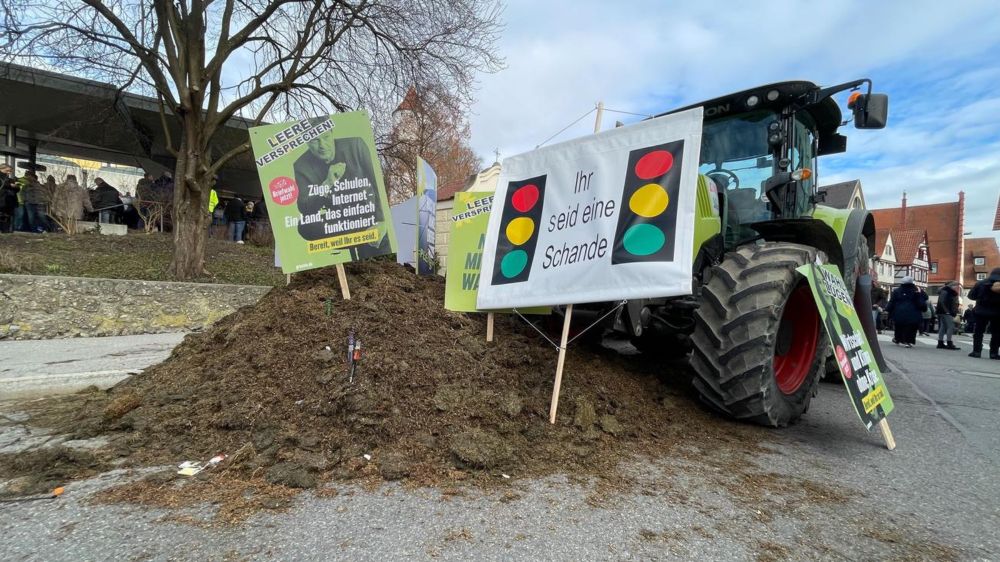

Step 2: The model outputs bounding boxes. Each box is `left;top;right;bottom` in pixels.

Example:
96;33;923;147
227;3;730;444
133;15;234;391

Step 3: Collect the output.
466;0;1000;241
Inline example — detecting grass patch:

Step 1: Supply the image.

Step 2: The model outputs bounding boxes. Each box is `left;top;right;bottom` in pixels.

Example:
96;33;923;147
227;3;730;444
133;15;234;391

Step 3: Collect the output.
0;232;283;286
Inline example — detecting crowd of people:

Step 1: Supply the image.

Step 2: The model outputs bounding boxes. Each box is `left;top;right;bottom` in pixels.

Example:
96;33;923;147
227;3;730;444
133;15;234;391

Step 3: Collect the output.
209;193;268;244
0;163;163;232
876;270;1000;360
1;163;267;241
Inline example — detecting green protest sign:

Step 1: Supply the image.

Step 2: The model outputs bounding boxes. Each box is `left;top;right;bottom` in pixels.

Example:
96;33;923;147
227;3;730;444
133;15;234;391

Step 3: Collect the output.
445;191;548;314
798;263;894;431
445;191;495;311
249;111;397;274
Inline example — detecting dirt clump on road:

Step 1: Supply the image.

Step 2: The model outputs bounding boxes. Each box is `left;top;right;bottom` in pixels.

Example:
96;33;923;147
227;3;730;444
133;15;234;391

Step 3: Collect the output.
0;446;106;497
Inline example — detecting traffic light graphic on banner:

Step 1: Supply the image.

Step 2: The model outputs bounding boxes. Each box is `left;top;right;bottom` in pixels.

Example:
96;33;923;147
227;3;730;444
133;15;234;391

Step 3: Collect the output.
611;140;684;264
491;175;547;285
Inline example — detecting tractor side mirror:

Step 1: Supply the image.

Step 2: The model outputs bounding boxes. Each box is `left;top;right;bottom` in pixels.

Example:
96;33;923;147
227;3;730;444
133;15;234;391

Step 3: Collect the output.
853;93;888;129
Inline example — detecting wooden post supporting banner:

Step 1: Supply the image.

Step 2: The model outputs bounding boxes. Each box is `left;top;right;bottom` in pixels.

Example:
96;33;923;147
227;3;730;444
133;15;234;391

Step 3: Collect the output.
548;304;574;424
285;274;291;286
486;312;495;342
877;418;896;450
336;264;351;300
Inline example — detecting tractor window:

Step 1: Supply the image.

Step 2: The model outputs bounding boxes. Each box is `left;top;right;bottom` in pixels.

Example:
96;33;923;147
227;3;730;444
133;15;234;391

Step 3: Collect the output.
698;110;776;200
789;115;817;215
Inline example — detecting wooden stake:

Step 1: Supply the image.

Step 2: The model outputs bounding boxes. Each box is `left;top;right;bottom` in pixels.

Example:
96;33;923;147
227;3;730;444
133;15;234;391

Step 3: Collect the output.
486;312;495;342
548;304;574;424
336;264;351;300
877;418;896;450
285;273;291;286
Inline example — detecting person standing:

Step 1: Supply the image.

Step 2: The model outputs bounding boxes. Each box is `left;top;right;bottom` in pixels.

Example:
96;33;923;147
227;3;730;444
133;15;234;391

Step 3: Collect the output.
93;177;121;223
919;288;933;336
886;276;925;348
224;195;247;244
0;163;17;232
935;281;961;350
967;267;1000;359
871;283;887;333
61;175;93;221
963;305;976;335
20;171;46;232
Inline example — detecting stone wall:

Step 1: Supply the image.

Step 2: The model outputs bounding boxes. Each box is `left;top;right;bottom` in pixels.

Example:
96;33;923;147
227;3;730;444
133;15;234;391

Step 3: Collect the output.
0;274;271;339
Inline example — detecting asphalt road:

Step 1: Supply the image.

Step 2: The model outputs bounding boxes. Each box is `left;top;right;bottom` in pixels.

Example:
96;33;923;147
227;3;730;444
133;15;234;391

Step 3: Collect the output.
0;333;998;561
0;332;185;398
876;331;1000;464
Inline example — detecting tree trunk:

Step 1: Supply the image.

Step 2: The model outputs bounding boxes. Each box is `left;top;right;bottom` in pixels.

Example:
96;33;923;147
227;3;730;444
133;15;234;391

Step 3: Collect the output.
169;129;211;280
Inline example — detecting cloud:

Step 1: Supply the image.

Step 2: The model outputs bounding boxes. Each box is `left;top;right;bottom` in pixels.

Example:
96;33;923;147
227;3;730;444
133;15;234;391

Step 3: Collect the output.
468;0;1000;240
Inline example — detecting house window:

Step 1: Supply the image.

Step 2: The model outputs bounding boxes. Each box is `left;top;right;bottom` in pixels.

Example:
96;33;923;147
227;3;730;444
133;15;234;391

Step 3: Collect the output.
978;273;987;281
974;256;985;266
930;262;938;273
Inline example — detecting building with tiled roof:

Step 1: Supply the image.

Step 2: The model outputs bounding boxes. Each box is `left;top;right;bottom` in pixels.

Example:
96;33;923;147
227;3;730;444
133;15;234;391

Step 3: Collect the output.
818;180;865;209
870;192;965;290
887;227;930;288
872;229;896;291
993;193;999;231
964;237;1000;285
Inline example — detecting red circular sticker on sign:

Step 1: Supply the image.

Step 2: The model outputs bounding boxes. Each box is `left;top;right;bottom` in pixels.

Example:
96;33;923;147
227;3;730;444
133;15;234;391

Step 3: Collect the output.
269;176;298;206
835;345;853;379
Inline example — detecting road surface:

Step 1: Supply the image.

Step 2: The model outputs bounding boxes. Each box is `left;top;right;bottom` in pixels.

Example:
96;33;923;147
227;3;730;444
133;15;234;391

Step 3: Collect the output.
0;333;186;398
0;332;997;560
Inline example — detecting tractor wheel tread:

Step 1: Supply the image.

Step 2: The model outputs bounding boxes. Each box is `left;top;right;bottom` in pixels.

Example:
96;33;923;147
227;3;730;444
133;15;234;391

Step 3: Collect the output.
724;251;750;267
738;260;804;280
751;245;812;262
689;242;827;427
700;284;729;319
729;280;787;306
714;267;739;290
720;306;776;335
692;310;723;348
717;334;772;365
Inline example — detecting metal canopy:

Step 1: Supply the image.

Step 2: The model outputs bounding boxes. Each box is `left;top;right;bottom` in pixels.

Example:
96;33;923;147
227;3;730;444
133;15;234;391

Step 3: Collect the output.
0;62;262;197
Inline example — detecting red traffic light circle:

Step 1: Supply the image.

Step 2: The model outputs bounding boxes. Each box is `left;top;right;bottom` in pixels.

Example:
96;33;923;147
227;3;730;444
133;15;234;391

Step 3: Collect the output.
511;184;540;213
634;150;673;180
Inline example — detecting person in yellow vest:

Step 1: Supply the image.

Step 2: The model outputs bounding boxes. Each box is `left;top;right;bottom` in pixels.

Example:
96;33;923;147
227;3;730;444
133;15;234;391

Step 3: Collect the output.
208;187;219;215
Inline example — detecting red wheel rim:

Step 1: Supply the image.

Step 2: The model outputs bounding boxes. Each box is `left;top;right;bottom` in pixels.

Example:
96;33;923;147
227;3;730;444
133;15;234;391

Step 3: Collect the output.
773;283;820;395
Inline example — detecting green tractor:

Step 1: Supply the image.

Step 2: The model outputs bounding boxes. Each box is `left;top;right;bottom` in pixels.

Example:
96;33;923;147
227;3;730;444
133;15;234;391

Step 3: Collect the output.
592;79;889;427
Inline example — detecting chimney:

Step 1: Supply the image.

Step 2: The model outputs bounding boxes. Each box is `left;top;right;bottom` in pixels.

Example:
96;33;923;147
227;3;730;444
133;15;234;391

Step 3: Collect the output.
957;191;965;286
901;191;908;228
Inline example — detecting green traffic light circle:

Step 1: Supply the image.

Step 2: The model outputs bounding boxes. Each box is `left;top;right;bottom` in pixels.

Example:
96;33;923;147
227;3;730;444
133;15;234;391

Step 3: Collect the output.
500;249;529;278
622;224;665;256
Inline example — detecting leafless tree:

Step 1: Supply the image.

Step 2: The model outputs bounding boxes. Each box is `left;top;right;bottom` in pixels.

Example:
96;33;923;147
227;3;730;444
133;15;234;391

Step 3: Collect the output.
382;83;482;204
135;199;167;234
1;0;502;279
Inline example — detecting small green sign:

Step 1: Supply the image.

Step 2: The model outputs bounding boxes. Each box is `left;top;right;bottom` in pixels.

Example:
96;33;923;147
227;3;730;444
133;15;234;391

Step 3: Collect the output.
798;263;894;430
445;191;495;311
444;191;548;314
249;111;397;274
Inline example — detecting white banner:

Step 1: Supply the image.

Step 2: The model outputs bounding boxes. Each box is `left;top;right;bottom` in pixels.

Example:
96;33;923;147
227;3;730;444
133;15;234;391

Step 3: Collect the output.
477;108;703;309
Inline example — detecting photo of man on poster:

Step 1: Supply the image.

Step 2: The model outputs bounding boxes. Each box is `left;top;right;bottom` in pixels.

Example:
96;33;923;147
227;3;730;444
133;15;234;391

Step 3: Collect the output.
293;118;390;259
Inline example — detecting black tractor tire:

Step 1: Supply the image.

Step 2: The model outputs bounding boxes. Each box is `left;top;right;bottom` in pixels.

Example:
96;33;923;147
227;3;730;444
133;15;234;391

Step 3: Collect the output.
823;236;872;382
690;242;829;427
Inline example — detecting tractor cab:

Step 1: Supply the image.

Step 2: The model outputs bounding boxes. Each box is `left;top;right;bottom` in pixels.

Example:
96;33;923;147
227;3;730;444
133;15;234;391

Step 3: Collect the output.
656;80;888;248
